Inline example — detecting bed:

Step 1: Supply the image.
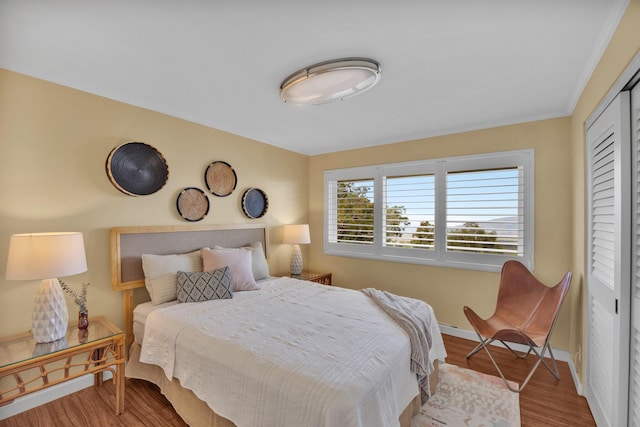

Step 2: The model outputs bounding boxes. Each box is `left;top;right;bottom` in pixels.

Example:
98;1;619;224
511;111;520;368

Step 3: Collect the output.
110;224;446;427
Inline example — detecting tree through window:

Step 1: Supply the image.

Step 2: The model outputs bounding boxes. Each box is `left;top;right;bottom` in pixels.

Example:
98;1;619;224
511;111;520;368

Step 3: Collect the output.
324;150;532;271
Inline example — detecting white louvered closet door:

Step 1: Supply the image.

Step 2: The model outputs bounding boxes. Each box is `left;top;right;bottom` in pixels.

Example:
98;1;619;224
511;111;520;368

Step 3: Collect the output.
585;91;631;427
629;82;640;426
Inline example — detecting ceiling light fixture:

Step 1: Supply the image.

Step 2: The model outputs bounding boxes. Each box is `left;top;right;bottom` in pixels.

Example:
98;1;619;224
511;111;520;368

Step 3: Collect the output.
280;58;381;106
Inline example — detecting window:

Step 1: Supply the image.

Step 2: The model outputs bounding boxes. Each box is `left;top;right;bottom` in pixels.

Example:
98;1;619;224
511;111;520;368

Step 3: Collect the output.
335;179;375;245
324;149;533;271
384;174;435;250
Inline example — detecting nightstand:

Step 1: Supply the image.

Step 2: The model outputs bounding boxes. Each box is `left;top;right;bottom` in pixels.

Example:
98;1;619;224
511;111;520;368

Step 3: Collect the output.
0;315;125;414
279;270;332;286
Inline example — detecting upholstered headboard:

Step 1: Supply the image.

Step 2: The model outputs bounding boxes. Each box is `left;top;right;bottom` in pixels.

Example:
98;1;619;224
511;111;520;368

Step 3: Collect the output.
110;224;268;355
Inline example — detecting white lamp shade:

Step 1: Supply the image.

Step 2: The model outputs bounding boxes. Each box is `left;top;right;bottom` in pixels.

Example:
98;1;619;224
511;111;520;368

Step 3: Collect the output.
6;232;88;280
5;232;86;343
283;224;311;245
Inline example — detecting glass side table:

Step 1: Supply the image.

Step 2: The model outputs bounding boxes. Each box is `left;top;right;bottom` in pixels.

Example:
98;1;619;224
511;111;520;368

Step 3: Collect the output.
0;315;125;414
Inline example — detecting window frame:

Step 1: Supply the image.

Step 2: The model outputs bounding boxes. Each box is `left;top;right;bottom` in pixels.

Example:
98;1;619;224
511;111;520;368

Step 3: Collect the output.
324;149;534;272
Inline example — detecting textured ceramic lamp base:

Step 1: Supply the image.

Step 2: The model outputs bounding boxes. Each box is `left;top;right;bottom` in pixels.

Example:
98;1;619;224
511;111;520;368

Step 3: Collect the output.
32;278;69;343
290;244;303;275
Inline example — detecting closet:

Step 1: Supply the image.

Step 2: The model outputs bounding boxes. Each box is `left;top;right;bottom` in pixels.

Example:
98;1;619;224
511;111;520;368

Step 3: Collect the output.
585;71;639;427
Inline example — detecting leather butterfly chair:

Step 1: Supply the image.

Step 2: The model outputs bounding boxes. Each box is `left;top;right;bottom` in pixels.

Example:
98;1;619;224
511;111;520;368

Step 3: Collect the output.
463;260;572;393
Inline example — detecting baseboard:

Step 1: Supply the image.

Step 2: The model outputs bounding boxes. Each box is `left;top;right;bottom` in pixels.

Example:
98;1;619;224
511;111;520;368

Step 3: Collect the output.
439;324;583;395
0;371;113;420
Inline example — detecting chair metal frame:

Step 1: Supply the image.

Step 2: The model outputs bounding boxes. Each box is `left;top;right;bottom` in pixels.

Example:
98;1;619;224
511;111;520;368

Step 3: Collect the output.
463;260;572;393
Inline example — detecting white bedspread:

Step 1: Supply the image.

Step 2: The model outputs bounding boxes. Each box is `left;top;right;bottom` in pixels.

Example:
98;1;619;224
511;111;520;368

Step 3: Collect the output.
140;277;446;427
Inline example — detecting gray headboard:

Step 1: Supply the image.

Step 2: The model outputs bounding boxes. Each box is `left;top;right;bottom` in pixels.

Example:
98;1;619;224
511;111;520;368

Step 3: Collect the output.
111;224;268;291
109;223;268;355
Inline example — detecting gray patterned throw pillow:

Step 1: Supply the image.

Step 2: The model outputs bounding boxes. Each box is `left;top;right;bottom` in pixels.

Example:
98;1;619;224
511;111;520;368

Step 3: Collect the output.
176;267;233;303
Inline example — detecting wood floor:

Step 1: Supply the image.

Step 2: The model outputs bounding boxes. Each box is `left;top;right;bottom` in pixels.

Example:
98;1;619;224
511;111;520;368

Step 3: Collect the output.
444;334;595;427
1;334;595;427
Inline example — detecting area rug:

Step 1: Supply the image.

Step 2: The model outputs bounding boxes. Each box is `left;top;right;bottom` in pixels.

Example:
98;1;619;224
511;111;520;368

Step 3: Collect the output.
411;363;520;427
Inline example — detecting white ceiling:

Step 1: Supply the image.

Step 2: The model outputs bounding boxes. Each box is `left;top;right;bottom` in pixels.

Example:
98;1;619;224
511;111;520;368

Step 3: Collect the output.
0;1;629;155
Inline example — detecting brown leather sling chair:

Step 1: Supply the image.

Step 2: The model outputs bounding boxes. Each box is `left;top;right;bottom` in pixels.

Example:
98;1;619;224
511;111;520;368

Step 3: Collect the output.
463;260;572;393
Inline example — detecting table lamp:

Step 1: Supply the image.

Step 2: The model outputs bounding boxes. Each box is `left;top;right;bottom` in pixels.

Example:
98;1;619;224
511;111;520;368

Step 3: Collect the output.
6;232;88;343
283;224;310;275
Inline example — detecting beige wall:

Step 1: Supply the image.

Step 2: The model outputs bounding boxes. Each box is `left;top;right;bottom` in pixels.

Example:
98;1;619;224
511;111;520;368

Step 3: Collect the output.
0;69;308;336
1;0;639;384
306;0;640;381
569;0;640;377
309;118;574;349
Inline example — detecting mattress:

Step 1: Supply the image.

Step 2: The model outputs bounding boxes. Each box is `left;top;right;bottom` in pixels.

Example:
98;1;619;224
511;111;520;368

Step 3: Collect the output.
134;277;446;427
133;299;177;345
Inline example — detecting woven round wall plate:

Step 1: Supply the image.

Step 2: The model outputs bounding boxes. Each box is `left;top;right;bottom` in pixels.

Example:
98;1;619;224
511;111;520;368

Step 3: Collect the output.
177;187;210;222
241;188;268;219
106;142;169;196
205;161;237;197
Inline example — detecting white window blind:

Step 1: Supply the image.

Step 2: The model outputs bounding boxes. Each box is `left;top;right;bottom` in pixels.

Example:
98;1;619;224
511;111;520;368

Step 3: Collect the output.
329;179;375;245
446;168;523;256
384;174;435;250
324;149;533;271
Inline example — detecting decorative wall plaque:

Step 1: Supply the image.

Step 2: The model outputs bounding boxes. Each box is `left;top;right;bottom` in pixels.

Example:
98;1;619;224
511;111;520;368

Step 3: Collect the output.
241;188;268;219
205;161;237;197
106;142;169;196
177;187;210;222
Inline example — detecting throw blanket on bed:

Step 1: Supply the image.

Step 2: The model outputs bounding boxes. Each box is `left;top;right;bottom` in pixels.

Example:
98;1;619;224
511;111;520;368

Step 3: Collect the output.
361;288;434;402
140;278;428;427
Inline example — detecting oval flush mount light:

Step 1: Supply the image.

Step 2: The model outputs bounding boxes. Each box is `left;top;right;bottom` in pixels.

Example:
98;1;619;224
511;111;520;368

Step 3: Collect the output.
280;58;381;106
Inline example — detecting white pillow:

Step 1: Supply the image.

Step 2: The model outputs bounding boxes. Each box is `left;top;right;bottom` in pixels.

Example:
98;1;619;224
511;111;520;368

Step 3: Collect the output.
214;241;270;280
141;250;203;305
201;247;258;291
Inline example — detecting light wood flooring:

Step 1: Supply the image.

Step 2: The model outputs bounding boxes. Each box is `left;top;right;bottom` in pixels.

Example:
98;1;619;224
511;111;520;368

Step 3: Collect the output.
444;334;595;427
1;334;595;427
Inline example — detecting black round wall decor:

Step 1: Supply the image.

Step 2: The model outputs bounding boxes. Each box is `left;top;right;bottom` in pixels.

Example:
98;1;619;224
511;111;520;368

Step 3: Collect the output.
106;142;169;196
